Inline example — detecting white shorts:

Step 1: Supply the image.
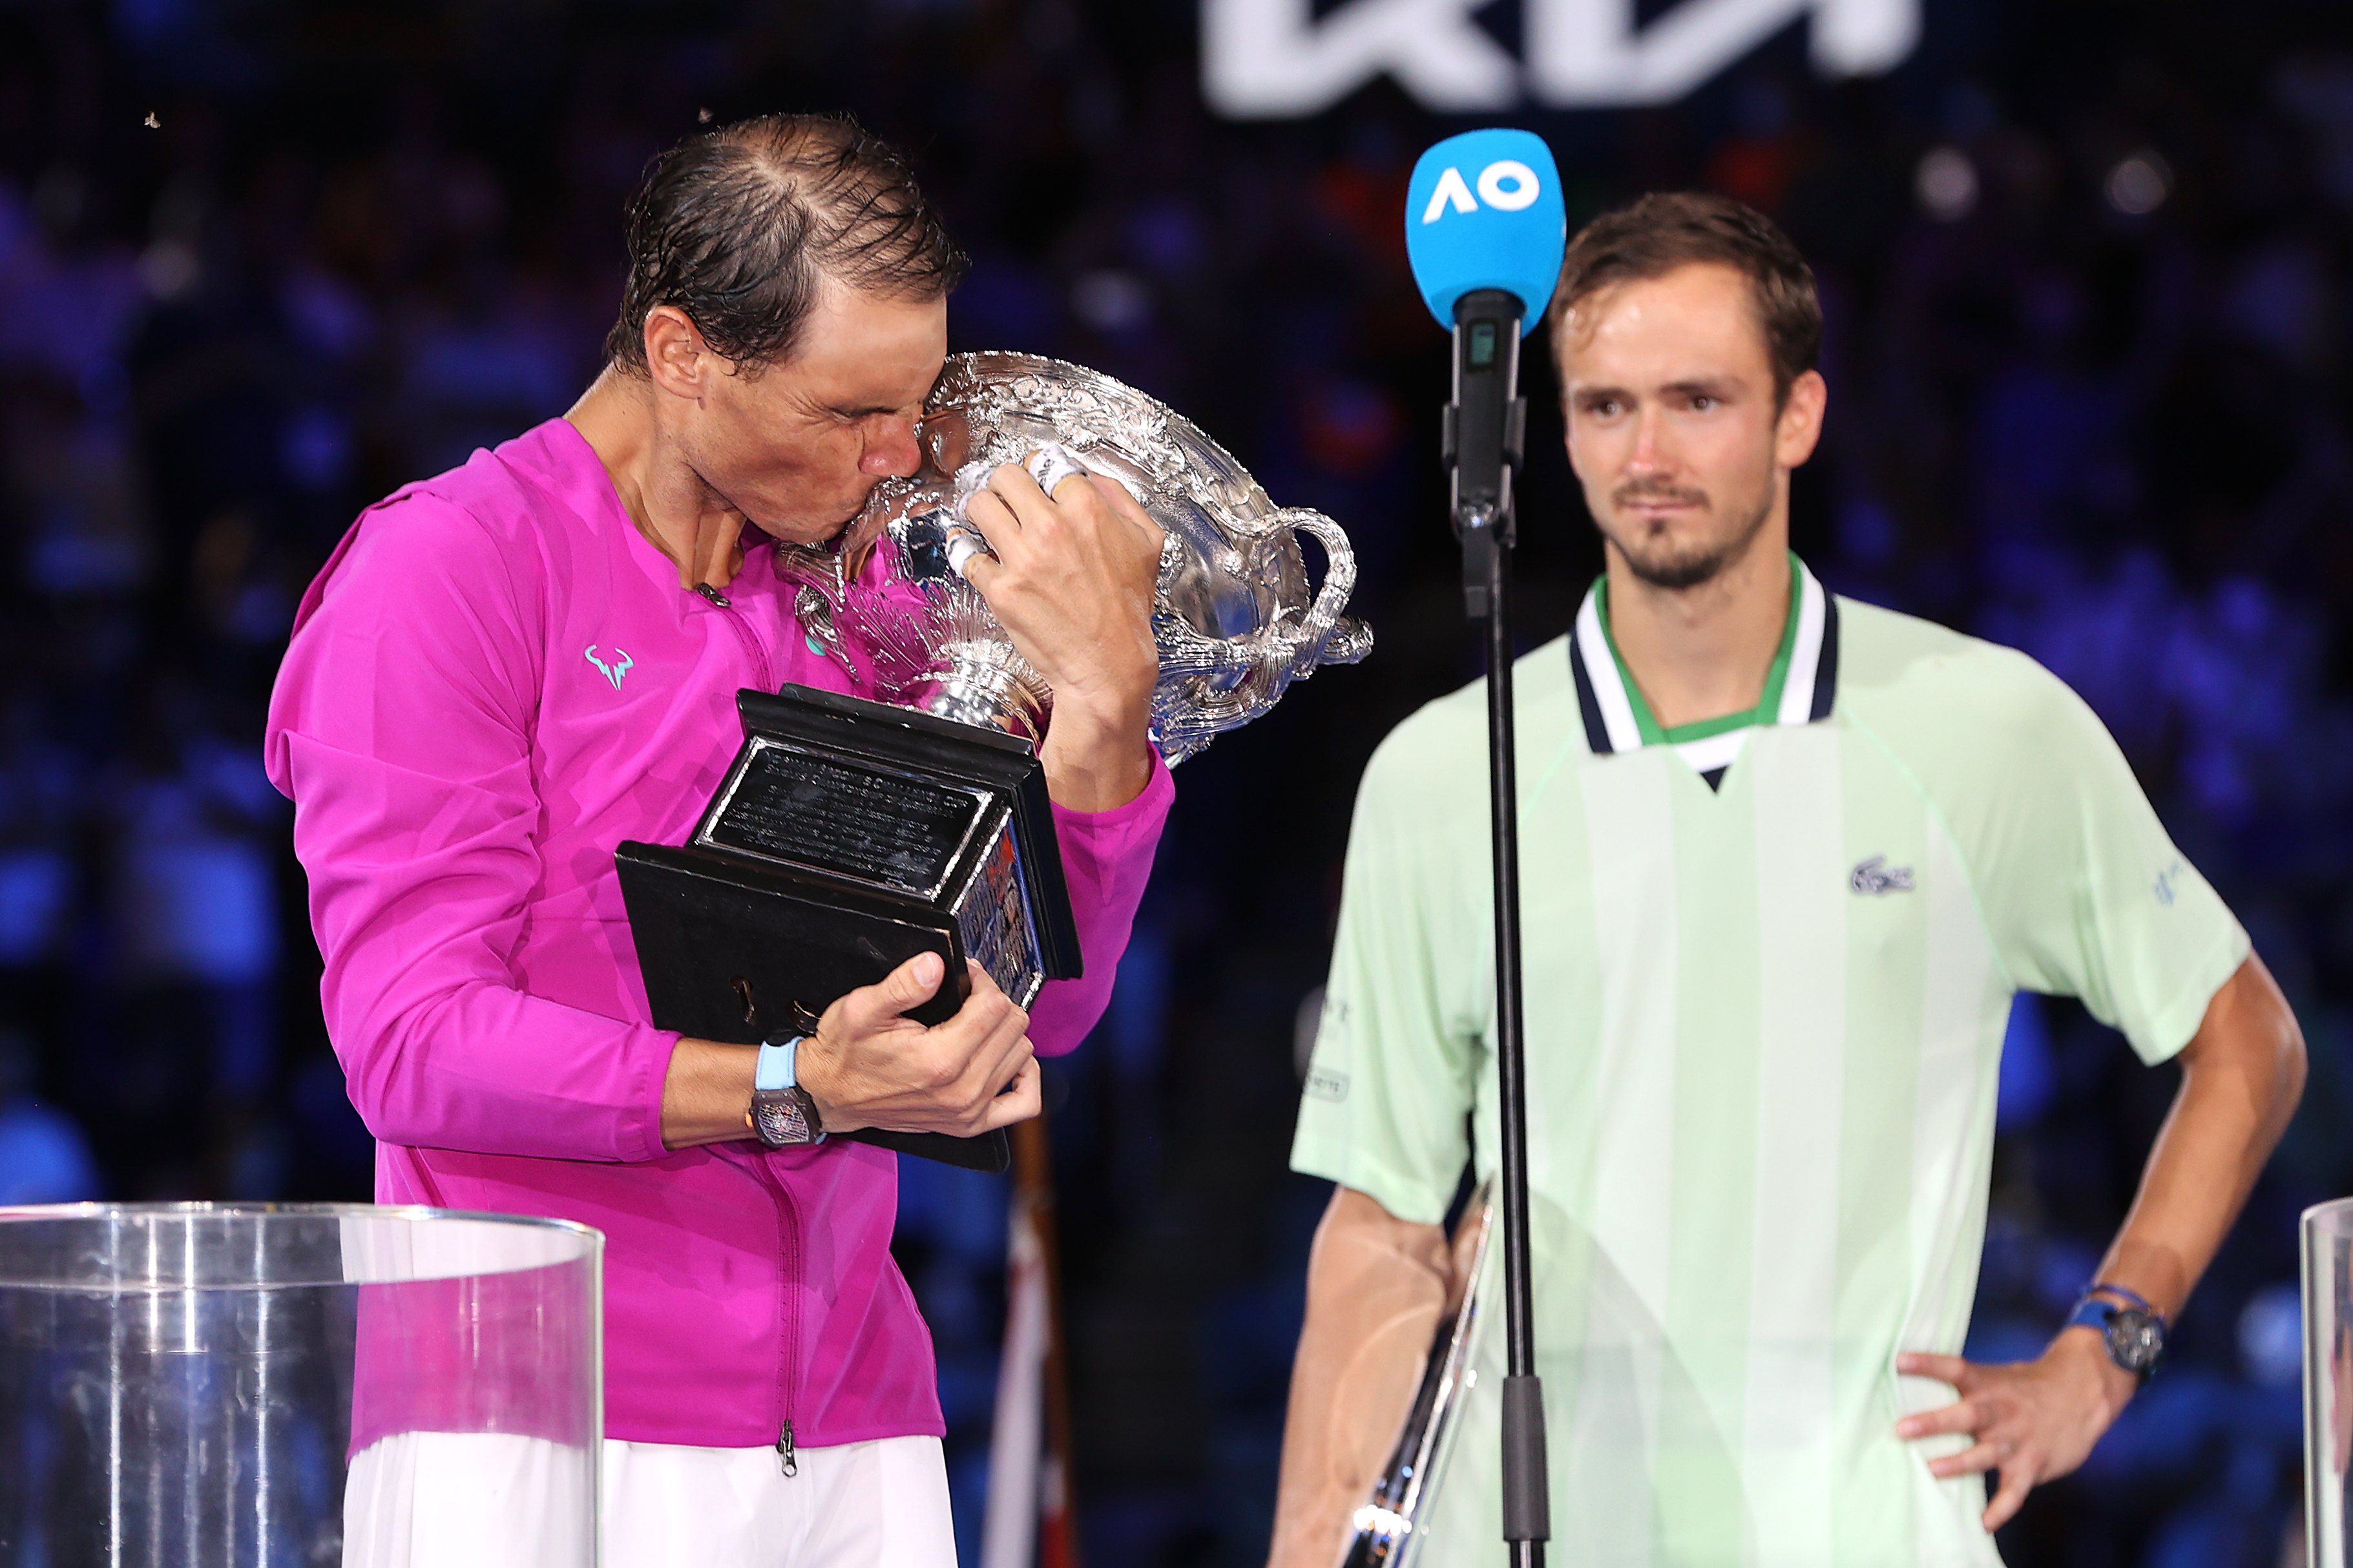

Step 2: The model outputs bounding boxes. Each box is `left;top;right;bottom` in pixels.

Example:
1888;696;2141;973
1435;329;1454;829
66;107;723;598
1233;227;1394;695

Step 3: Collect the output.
343;1429;957;1568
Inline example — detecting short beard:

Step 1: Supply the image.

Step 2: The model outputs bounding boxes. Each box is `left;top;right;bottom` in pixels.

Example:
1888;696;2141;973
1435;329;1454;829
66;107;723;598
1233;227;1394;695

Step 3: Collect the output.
1600;484;1774;592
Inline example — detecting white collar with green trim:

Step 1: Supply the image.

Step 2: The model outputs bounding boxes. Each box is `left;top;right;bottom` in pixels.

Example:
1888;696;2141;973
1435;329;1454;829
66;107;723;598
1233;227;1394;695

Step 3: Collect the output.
1569;558;1840;784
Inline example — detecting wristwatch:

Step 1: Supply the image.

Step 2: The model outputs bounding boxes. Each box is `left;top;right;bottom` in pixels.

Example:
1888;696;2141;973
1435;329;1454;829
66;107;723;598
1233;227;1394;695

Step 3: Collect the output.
748;1032;826;1149
2066;1283;2167;1379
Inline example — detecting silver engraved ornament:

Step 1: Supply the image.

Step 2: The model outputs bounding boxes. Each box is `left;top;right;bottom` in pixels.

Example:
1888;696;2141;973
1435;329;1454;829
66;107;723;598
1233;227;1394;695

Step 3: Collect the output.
775;351;1372;764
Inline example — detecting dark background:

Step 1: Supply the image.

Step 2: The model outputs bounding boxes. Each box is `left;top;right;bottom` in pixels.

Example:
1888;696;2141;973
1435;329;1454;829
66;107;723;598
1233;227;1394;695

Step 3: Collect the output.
3;0;2351;1563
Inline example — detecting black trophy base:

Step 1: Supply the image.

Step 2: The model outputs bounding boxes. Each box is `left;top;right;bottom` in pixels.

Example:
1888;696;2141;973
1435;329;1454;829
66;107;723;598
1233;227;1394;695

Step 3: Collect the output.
618;840;1009;1173
615;683;1087;1176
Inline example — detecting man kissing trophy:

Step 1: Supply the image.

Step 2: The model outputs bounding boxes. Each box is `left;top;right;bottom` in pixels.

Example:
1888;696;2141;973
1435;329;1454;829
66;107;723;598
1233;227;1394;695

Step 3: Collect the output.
618;350;1372;1167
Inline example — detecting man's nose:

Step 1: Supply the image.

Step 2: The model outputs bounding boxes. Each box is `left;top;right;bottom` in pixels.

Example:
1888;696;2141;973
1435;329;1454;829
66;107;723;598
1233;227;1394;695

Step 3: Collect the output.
861;418;923;479
1627;406;1671;472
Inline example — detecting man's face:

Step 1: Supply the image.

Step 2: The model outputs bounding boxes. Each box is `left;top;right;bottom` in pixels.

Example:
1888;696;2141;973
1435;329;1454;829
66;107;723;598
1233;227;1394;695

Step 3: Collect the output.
675;279;946;546
1556;262;1822;590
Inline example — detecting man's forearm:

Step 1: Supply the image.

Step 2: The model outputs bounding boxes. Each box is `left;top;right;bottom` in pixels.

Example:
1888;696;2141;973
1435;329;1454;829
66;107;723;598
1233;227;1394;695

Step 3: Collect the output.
1268;1188;1453;1568
1892;954;2308;1529
2089;954;2306;1318
660;1037;759;1151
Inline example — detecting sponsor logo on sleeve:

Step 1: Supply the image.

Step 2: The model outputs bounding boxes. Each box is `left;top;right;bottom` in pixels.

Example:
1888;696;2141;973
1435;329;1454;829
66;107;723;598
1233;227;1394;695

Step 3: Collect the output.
2154;858;2184;906
1304;1066;1351;1104
1850;855;1916;895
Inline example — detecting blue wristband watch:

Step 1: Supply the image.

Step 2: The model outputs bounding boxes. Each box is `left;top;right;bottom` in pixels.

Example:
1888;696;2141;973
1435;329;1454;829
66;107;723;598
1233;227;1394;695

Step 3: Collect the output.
748;1032;825;1148
2067;1283;2166;1379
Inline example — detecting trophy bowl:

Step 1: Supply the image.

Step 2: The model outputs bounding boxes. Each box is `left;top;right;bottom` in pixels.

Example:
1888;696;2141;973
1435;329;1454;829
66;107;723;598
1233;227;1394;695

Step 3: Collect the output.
777;351;1374;764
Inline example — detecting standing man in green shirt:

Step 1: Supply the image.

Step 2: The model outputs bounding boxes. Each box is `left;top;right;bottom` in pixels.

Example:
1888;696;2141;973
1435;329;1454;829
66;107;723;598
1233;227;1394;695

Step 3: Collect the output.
1265;192;2307;1568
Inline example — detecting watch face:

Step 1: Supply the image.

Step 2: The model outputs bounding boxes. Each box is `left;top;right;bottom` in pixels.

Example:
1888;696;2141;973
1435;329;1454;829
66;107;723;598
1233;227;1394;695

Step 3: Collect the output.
2104;1307;2165;1373
752;1087;822;1147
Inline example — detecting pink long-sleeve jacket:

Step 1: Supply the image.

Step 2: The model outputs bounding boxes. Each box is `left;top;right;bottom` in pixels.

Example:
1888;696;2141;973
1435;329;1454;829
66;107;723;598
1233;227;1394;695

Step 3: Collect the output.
265;417;1171;1450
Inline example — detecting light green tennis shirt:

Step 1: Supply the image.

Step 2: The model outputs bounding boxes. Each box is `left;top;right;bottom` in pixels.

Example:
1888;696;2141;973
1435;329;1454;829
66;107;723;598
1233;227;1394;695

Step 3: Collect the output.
1290;558;2248;1568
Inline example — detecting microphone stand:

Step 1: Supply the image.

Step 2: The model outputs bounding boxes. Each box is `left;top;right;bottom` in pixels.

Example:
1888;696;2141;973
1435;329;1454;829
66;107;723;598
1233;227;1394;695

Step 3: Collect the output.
1447;287;1548;1568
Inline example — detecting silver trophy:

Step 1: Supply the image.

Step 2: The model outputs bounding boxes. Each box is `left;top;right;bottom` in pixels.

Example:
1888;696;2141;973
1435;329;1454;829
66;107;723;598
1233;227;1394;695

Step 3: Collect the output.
777;351;1372;763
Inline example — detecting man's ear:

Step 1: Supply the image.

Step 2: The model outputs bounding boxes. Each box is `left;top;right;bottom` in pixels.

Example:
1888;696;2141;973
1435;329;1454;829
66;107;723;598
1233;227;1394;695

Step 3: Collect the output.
1775;368;1828;470
643;306;711;401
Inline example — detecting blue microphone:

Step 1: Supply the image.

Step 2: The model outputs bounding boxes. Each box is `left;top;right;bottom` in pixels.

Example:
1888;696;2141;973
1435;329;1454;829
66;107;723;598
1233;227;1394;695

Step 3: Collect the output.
1403;131;1567;614
1404;129;1567;335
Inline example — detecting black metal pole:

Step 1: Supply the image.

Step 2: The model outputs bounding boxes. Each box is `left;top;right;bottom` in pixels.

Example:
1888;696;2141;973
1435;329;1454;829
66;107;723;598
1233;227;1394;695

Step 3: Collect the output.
1479;523;1547;1568
1447;288;1547;1567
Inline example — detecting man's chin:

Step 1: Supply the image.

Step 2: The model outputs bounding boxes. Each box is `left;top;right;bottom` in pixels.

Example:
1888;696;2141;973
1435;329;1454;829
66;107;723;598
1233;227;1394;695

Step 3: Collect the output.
1628;554;1728;591
1600;501;1776;592
1597;521;1704;585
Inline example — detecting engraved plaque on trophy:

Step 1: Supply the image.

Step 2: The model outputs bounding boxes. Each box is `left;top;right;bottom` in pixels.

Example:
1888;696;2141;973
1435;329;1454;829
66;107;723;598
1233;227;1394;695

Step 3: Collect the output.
615;684;1082;1173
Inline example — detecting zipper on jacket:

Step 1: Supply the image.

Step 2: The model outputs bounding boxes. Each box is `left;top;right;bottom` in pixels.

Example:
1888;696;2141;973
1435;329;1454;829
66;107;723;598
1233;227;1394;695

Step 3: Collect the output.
753;1152;802;1483
689;581;773;691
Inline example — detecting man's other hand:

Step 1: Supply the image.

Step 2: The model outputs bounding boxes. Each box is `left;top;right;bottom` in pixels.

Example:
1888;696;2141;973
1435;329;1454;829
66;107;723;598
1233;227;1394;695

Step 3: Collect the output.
963;459;1162;811
797;950;1039;1138
1894;1331;2137;1531
1266;1187;1454;1568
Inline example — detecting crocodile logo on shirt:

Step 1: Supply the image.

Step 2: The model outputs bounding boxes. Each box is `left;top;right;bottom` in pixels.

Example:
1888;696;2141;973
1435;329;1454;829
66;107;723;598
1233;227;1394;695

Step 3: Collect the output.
583;644;634;691
1849;855;1916;895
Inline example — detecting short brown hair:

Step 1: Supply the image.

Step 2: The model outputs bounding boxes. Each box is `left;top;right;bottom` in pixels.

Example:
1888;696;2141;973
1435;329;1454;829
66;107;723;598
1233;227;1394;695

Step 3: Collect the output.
1547;191;1820;405
604;112;967;375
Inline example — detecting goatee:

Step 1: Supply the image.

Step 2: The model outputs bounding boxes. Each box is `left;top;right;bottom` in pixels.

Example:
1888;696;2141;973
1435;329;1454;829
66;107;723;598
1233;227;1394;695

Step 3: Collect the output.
1605;487;1773;591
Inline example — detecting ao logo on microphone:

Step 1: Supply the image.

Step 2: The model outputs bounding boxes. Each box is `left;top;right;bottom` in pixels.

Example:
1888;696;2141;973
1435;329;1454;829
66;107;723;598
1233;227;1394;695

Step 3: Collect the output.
1420;159;1543;224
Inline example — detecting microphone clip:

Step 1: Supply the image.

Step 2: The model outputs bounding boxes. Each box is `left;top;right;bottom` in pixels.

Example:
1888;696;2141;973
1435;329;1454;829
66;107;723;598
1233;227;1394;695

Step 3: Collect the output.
1457;501;1510;619
1440;400;1528;477
1445;287;1530;617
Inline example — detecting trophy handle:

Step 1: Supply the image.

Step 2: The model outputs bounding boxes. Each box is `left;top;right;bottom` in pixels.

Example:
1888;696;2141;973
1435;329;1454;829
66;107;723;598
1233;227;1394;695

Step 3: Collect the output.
1148;507;1372;764
1277;508;1372;667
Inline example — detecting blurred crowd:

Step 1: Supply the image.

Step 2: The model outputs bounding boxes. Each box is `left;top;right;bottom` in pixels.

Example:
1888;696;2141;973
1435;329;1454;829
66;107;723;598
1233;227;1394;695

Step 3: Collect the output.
3;0;2352;1563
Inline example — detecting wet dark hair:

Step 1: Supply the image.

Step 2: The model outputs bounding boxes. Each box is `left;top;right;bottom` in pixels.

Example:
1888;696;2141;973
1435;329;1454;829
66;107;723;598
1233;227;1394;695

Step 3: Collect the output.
1547;191;1821;406
603;112;967;375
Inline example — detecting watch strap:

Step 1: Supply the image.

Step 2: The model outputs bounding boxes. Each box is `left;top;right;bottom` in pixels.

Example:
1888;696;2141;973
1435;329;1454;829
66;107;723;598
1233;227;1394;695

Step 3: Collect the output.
2065;1296;2115;1333
2070;1282;2168;1332
756;1033;806;1093
2084;1282;2163;1322
749;1033;825;1147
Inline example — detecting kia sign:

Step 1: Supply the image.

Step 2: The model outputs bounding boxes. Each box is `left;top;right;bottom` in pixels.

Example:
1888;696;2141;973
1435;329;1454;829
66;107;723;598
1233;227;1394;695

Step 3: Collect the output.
1203;0;1921;118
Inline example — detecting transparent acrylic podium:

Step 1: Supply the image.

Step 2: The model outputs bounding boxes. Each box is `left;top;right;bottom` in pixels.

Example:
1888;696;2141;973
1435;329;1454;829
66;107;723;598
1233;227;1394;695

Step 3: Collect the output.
2308;1198;2353;1568
0;1204;601;1567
